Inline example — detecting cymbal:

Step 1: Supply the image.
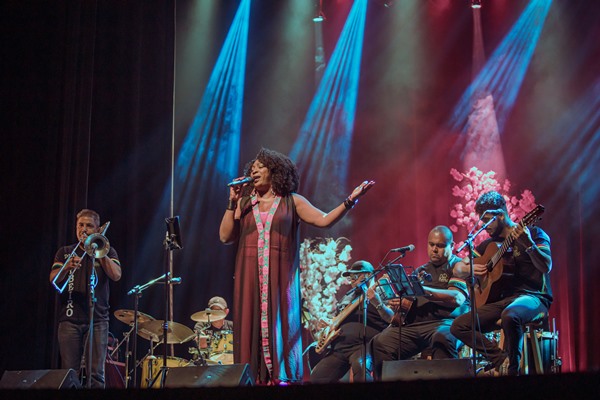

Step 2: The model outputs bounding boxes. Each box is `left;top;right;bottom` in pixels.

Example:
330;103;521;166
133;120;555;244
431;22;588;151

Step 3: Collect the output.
114;309;155;325
190;308;226;322
138;320;194;344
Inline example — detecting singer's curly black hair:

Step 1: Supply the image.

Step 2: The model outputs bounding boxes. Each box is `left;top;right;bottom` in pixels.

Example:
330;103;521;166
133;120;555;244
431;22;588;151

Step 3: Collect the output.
242;148;300;196
475;191;508;216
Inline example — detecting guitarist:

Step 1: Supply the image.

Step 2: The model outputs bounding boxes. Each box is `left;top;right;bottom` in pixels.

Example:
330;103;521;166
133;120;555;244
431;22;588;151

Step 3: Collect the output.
371;226;469;380
450;191;553;376
310;260;392;383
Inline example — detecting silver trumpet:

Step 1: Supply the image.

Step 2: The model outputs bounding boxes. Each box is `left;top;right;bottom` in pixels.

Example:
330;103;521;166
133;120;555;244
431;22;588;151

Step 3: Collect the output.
52;221;111;293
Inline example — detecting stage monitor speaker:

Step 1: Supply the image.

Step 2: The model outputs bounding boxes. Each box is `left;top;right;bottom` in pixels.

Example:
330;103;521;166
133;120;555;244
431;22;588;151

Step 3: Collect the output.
164;364;254;388
382;359;473;381
0;369;81;389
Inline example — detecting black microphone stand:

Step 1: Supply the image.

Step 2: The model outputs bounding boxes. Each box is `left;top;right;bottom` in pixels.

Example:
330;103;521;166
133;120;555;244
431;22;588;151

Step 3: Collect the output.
456;215;497;377
352;277;374;382
152;217;183;388
85;254;98;389
386;251;411;366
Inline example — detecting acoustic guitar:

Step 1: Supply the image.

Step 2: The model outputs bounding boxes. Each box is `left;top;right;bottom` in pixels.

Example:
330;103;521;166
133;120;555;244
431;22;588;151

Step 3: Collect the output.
473;204;545;306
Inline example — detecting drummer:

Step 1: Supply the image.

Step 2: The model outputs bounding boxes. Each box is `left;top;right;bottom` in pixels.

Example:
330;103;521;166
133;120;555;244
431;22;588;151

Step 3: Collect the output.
194;296;233;337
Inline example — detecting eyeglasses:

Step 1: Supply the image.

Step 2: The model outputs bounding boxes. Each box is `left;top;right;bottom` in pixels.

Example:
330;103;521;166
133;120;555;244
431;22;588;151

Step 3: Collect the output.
349;273;361;281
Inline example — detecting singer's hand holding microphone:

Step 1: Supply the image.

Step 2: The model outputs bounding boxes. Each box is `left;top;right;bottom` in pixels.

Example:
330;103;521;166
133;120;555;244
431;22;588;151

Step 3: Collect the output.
226;176;254;212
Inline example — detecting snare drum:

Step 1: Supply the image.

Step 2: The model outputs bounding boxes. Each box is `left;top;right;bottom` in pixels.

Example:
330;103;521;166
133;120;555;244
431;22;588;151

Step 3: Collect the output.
140;356;190;388
209;330;234;365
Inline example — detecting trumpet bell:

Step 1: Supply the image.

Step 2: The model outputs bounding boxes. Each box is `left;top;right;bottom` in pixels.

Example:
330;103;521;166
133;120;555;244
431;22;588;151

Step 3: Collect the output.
84;233;110;258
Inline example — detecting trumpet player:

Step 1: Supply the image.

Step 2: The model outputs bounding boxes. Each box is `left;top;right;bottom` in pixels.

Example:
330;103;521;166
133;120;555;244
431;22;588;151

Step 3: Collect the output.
50;209;121;388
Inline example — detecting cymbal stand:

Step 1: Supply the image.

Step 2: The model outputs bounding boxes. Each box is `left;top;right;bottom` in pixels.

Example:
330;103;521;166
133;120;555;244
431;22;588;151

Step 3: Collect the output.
111;325;133;387
126;272;171;388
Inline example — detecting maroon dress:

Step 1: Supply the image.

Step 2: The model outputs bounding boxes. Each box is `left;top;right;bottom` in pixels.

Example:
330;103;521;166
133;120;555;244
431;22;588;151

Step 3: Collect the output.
232;194;303;383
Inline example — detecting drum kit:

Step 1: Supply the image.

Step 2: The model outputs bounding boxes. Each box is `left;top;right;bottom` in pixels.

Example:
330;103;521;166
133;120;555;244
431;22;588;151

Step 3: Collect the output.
112;307;234;388
189;309;234;366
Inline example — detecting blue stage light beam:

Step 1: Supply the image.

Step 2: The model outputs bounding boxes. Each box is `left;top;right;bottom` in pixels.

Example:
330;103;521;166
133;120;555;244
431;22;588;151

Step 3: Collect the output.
537;79;600;217
131;0;250;313
290;0;368;211
449;0;552;137
176;0;250;199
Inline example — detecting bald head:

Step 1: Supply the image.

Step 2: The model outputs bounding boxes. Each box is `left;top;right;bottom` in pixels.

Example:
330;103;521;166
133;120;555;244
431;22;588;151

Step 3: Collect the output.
427;225;454;266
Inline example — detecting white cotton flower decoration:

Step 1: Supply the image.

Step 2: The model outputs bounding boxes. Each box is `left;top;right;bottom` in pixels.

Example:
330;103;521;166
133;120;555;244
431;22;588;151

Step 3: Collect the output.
300;237;352;338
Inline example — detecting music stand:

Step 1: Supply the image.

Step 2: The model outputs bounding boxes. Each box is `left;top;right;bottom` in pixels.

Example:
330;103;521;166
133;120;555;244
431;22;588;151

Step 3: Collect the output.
382;264;429;364
382;264;427;300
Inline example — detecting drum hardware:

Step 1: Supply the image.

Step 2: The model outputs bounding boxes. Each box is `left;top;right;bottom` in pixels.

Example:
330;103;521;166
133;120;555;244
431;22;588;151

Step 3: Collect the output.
190;309;227;322
137;320;194;344
125;271;182;388
140;355;190;388
114;309;155;326
208;330;234;365
188;329;235;366
112;309;156;386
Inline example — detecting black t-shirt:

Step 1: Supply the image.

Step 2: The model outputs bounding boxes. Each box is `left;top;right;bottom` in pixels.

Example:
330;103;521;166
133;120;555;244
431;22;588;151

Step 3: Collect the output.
406;254;469;324
475;225;552;308
52;243;120;323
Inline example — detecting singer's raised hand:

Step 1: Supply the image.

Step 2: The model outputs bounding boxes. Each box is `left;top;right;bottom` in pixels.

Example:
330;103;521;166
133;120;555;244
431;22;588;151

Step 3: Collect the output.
349;180;375;201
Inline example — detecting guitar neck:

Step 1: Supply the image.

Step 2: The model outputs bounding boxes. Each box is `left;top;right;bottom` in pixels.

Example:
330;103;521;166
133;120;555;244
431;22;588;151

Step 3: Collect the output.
490;220;525;266
332;295;363;327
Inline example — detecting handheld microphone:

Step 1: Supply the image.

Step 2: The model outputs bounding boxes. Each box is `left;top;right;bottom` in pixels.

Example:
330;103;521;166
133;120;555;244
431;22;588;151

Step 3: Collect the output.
227;177;253;187
390;244;415;253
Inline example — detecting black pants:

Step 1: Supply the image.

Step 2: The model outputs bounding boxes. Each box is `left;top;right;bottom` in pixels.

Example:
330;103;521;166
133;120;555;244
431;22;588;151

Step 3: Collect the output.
310;346;371;383
371;319;460;380
450;294;548;375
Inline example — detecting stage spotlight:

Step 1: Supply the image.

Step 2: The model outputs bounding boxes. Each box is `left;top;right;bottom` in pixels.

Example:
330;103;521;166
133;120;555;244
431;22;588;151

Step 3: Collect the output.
471;0;482;9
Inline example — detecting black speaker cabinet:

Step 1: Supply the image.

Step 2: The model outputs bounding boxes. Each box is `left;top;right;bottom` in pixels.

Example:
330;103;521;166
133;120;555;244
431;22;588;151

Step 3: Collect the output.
0;369;81;389
164;364;254;388
382;359;473;381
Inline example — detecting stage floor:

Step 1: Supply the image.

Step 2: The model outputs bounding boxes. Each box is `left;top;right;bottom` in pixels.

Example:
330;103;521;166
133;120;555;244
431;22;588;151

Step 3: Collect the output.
1;371;599;400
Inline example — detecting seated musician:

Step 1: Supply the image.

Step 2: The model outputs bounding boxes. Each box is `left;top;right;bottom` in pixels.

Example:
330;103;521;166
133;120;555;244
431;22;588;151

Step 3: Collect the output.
310;260;392;383
191;296;234;362
371;226;469;380
194;296;233;334
450;191;552;376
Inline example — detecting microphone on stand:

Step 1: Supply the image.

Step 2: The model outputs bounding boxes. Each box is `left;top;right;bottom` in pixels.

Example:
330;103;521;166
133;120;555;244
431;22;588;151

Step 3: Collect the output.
390;244;415;253
227;177;253;187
